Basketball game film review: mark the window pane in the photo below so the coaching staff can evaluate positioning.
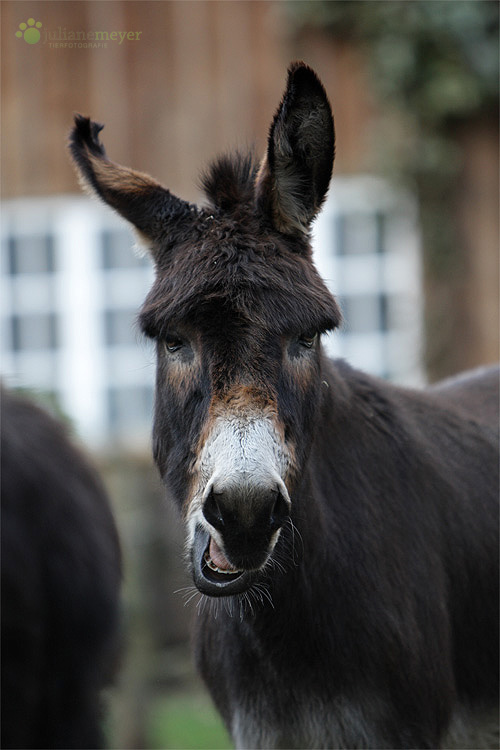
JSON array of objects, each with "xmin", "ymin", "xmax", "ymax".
[
  {"xmin": 8, "ymin": 235, "xmax": 55, "ymax": 274},
  {"xmin": 101, "ymin": 230, "xmax": 146, "ymax": 269},
  {"xmin": 337, "ymin": 213, "xmax": 378, "ymax": 256},
  {"xmin": 11, "ymin": 313, "xmax": 58, "ymax": 351},
  {"xmin": 339, "ymin": 294, "xmax": 388, "ymax": 334},
  {"xmin": 104, "ymin": 309, "xmax": 137, "ymax": 346}
]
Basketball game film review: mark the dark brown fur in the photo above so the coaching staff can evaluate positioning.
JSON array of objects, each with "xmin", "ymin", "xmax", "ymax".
[
  {"xmin": 1, "ymin": 389, "xmax": 122, "ymax": 749},
  {"xmin": 69, "ymin": 62, "xmax": 499, "ymax": 749}
]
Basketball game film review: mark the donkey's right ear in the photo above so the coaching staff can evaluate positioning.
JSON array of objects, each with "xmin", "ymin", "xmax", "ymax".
[{"xmin": 69, "ymin": 115, "xmax": 193, "ymax": 257}]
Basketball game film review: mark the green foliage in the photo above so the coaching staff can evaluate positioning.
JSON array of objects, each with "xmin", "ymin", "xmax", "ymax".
[
  {"xmin": 287, "ymin": 1, "xmax": 498, "ymax": 215},
  {"xmin": 288, "ymin": 0, "xmax": 498, "ymax": 178},
  {"xmin": 147, "ymin": 691, "xmax": 233, "ymax": 750},
  {"xmin": 288, "ymin": 1, "xmax": 498, "ymax": 129}
]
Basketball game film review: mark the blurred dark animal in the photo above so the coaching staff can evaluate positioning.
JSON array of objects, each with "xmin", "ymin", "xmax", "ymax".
[
  {"xmin": 69, "ymin": 62, "xmax": 499, "ymax": 749},
  {"xmin": 1, "ymin": 389, "xmax": 122, "ymax": 749}
]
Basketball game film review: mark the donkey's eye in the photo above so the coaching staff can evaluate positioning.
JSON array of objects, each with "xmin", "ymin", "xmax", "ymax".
[
  {"xmin": 298, "ymin": 332, "xmax": 318, "ymax": 349},
  {"xmin": 164, "ymin": 336, "xmax": 184, "ymax": 354}
]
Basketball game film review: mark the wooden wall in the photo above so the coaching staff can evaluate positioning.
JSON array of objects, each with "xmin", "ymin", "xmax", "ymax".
[{"xmin": 1, "ymin": 0, "xmax": 373, "ymax": 201}]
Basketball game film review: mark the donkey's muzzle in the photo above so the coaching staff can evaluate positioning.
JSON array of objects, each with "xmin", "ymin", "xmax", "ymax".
[
  {"xmin": 192, "ymin": 484, "xmax": 290, "ymax": 597},
  {"xmin": 203, "ymin": 485, "xmax": 290, "ymax": 570},
  {"xmin": 191, "ymin": 413, "xmax": 292, "ymax": 595}
]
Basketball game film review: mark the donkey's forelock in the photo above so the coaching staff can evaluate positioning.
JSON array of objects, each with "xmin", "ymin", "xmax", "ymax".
[
  {"xmin": 138, "ymin": 222, "xmax": 341, "ymax": 341},
  {"xmin": 201, "ymin": 152, "xmax": 259, "ymax": 213}
]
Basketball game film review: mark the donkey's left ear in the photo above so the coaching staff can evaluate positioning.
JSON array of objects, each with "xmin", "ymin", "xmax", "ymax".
[
  {"xmin": 69, "ymin": 115, "xmax": 194, "ymax": 255},
  {"xmin": 255, "ymin": 62, "xmax": 335, "ymax": 236}
]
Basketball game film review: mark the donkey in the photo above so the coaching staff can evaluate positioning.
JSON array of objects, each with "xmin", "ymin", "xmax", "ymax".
[
  {"xmin": 70, "ymin": 62, "xmax": 499, "ymax": 749},
  {"xmin": 1, "ymin": 388, "xmax": 122, "ymax": 749}
]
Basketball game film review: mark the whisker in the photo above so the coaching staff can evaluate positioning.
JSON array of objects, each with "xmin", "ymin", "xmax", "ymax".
[
  {"xmin": 174, "ymin": 585, "xmax": 203, "ymax": 608},
  {"xmin": 267, "ymin": 556, "xmax": 287, "ymax": 575},
  {"xmin": 285, "ymin": 516, "xmax": 304, "ymax": 566},
  {"xmin": 254, "ymin": 582, "xmax": 274, "ymax": 609},
  {"xmin": 241, "ymin": 591, "xmax": 254, "ymax": 619},
  {"xmin": 184, "ymin": 590, "xmax": 201, "ymax": 607}
]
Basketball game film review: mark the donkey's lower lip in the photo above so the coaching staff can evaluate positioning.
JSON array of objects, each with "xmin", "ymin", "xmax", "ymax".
[{"xmin": 192, "ymin": 526, "xmax": 252, "ymax": 597}]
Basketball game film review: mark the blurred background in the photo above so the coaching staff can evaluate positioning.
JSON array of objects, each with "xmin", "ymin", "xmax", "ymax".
[{"xmin": 1, "ymin": 1, "xmax": 498, "ymax": 748}]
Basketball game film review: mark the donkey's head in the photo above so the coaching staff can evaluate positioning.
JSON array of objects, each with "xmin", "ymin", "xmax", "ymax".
[{"xmin": 70, "ymin": 62, "xmax": 340, "ymax": 597}]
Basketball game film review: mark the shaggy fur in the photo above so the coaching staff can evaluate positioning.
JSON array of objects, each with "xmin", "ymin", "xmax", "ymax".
[
  {"xmin": 1, "ymin": 389, "xmax": 122, "ymax": 749},
  {"xmin": 69, "ymin": 61, "xmax": 499, "ymax": 749}
]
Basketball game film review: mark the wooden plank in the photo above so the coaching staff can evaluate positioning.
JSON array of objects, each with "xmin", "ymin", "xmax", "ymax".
[
  {"xmin": 122, "ymin": 2, "xmax": 177, "ymax": 190},
  {"xmin": 169, "ymin": 0, "xmax": 215, "ymax": 199}
]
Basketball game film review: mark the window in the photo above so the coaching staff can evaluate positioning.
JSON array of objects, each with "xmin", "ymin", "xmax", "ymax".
[
  {"xmin": 313, "ymin": 176, "xmax": 424, "ymax": 385},
  {"xmin": 1, "ymin": 197, "xmax": 155, "ymax": 447}
]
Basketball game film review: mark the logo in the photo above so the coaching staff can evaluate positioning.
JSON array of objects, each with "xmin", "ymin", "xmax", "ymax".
[
  {"xmin": 15, "ymin": 18, "xmax": 42, "ymax": 44},
  {"xmin": 14, "ymin": 18, "xmax": 142, "ymax": 49}
]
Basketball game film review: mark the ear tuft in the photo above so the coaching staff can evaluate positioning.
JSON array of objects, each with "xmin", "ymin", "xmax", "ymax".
[
  {"xmin": 68, "ymin": 114, "xmax": 195, "ymax": 258},
  {"xmin": 69, "ymin": 115, "xmax": 109, "ymax": 198},
  {"xmin": 70, "ymin": 114, "xmax": 106, "ymax": 159}
]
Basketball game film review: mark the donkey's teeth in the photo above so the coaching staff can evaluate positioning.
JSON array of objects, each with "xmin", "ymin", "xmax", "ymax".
[
  {"xmin": 206, "ymin": 538, "xmax": 242, "ymax": 574},
  {"xmin": 205, "ymin": 552, "xmax": 241, "ymax": 575}
]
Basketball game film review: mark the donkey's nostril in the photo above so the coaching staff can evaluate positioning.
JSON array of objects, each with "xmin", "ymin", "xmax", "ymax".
[
  {"xmin": 203, "ymin": 483, "xmax": 290, "ymax": 539},
  {"xmin": 270, "ymin": 491, "xmax": 290, "ymax": 532},
  {"xmin": 203, "ymin": 488, "xmax": 224, "ymax": 531}
]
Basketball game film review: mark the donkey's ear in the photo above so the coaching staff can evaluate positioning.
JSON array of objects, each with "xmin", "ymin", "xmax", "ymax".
[
  {"xmin": 255, "ymin": 62, "xmax": 335, "ymax": 236},
  {"xmin": 69, "ymin": 115, "xmax": 193, "ymax": 256}
]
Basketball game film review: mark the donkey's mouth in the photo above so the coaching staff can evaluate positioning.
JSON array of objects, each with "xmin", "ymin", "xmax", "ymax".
[
  {"xmin": 205, "ymin": 537, "xmax": 243, "ymax": 578},
  {"xmin": 192, "ymin": 526, "xmax": 252, "ymax": 597}
]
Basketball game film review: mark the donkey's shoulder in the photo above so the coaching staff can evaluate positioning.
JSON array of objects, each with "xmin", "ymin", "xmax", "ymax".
[
  {"xmin": 325, "ymin": 357, "xmax": 499, "ymax": 426},
  {"xmin": 322, "ymin": 358, "xmax": 499, "ymax": 456},
  {"xmin": 426, "ymin": 364, "xmax": 499, "ymax": 429}
]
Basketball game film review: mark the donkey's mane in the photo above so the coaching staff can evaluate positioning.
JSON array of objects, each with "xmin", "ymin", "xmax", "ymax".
[{"xmin": 201, "ymin": 152, "xmax": 258, "ymax": 212}]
